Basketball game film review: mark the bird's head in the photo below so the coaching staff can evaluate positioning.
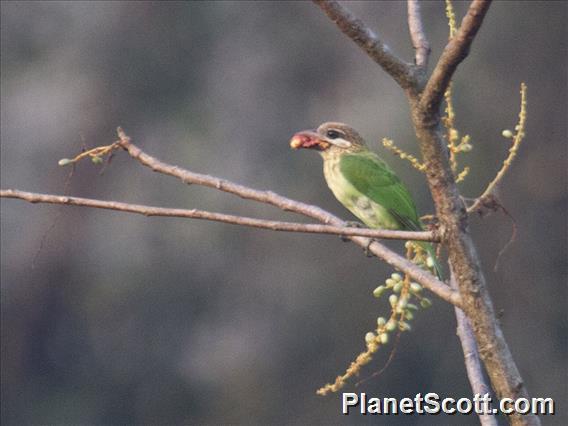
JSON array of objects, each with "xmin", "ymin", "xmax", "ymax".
[{"xmin": 289, "ymin": 122, "xmax": 366, "ymax": 156}]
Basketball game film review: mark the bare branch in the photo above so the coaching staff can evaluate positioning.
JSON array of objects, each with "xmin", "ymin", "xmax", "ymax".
[
  {"xmin": 0, "ymin": 189, "xmax": 437, "ymax": 242},
  {"xmin": 1, "ymin": 129, "xmax": 460, "ymax": 307},
  {"xmin": 413, "ymin": 109, "xmax": 538, "ymax": 425},
  {"xmin": 450, "ymin": 269, "xmax": 497, "ymax": 426},
  {"xmin": 407, "ymin": 0, "xmax": 431, "ymax": 68},
  {"xmin": 113, "ymin": 130, "xmax": 461, "ymax": 307},
  {"xmin": 420, "ymin": 0, "xmax": 491, "ymax": 113},
  {"xmin": 312, "ymin": 0, "xmax": 417, "ymax": 89},
  {"xmin": 400, "ymin": 2, "xmax": 538, "ymax": 422}
]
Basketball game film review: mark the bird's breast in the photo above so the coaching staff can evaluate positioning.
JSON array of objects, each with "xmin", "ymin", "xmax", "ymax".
[
  {"xmin": 323, "ymin": 156, "xmax": 353, "ymax": 206},
  {"xmin": 323, "ymin": 156, "xmax": 399, "ymax": 229}
]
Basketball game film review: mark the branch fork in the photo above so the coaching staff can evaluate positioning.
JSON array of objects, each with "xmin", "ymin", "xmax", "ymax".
[{"xmin": 312, "ymin": 1, "xmax": 538, "ymax": 425}]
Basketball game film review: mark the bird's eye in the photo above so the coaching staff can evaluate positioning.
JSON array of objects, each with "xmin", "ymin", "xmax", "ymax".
[{"xmin": 326, "ymin": 130, "xmax": 342, "ymax": 139}]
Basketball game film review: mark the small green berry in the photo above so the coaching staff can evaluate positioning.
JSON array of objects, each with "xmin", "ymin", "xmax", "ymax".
[
  {"xmin": 377, "ymin": 317, "xmax": 386, "ymax": 327},
  {"xmin": 373, "ymin": 285, "xmax": 386, "ymax": 298},
  {"xmin": 386, "ymin": 319, "xmax": 397, "ymax": 332},
  {"xmin": 393, "ymin": 282, "xmax": 403, "ymax": 293},
  {"xmin": 391, "ymin": 273, "xmax": 402, "ymax": 282},
  {"xmin": 389, "ymin": 294, "xmax": 398, "ymax": 308},
  {"xmin": 502, "ymin": 129, "xmax": 514, "ymax": 138},
  {"xmin": 365, "ymin": 332, "xmax": 376, "ymax": 344},
  {"xmin": 410, "ymin": 282, "xmax": 423, "ymax": 294},
  {"xmin": 420, "ymin": 298, "xmax": 432, "ymax": 308},
  {"xmin": 58, "ymin": 158, "xmax": 73, "ymax": 166},
  {"xmin": 379, "ymin": 333, "xmax": 389, "ymax": 344},
  {"xmin": 385, "ymin": 278, "xmax": 396, "ymax": 287},
  {"xmin": 406, "ymin": 303, "xmax": 419, "ymax": 311}
]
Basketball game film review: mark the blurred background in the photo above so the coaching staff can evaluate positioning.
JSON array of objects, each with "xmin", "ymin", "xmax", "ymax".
[{"xmin": 1, "ymin": 1, "xmax": 566, "ymax": 424}]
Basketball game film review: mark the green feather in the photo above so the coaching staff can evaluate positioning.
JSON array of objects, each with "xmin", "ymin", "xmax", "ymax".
[
  {"xmin": 339, "ymin": 152, "xmax": 421, "ymax": 230},
  {"xmin": 333, "ymin": 151, "xmax": 443, "ymax": 279}
]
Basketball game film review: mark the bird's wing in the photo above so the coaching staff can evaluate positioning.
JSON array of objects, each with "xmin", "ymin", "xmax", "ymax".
[{"xmin": 339, "ymin": 152, "xmax": 422, "ymax": 231}]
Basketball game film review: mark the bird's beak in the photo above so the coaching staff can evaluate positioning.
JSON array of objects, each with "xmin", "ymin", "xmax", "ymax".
[{"xmin": 289, "ymin": 130, "xmax": 331, "ymax": 151}]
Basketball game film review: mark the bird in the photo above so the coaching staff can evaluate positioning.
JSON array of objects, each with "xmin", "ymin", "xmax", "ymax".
[{"xmin": 290, "ymin": 121, "xmax": 442, "ymax": 279}]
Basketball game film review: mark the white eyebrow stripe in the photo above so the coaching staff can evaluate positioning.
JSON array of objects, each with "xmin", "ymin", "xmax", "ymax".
[{"xmin": 328, "ymin": 137, "xmax": 352, "ymax": 148}]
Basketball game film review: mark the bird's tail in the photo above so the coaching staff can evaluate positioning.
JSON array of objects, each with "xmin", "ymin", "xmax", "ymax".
[{"xmin": 417, "ymin": 241, "xmax": 443, "ymax": 280}]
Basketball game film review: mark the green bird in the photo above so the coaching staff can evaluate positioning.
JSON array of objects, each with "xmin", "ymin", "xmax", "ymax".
[{"xmin": 290, "ymin": 122, "xmax": 442, "ymax": 278}]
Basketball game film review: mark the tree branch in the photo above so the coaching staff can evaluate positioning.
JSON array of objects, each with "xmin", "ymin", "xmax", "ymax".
[
  {"xmin": 450, "ymin": 268, "xmax": 497, "ymax": 426},
  {"xmin": 1, "ymin": 128, "xmax": 460, "ymax": 308},
  {"xmin": 311, "ymin": 0, "xmax": 538, "ymax": 423},
  {"xmin": 312, "ymin": 0, "xmax": 417, "ymax": 89},
  {"xmin": 412, "ymin": 90, "xmax": 538, "ymax": 426},
  {"xmin": 468, "ymin": 83, "xmax": 527, "ymax": 214},
  {"xmin": 113, "ymin": 130, "xmax": 460, "ymax": 307},
  {"xmin": 407, "ymin": 4, "xmax": 497, "ymax": 422},
  {"xmin": 407, "ymin": 0, "xmax": 431, "ymax": 69},
  {"xmin": 0, "ymin": 189, "xmax": 437, "ymax": 242},
  {"xmin": 420, "ymin": 0, "xmax": 492, "ymax": 114},
  {"xmin": 404, "ymin": 1, "xmax": 538, "ymax": 422}
]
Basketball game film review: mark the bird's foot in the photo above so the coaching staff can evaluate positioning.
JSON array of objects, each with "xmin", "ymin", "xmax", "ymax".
[
  {"xmin": 345, "ymin": 221, "xmax": 364, "ymax": 228},
  {"xmin": 340, "ymin": 221, "xmax": 365, "ymax": 242},
  {"xmin": 364, "ymin": 239, "xmax": 376, "ymax": 257}
]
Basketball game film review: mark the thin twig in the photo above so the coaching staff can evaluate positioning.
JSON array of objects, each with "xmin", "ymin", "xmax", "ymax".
[
  {"xmin": 31, "ymin": 163, "xmax": 76, "ymax": 268},
  {"xmin": 450, "ymin": 268, "xmax": 497, "ymax": 426},
  {"xmin": 312, "ymin": 0, "xmax": 416, "ymax": 89},
  {"xmin": 407, "ymin": 0, "xmax": 431, "ymax": 69},
  {"xmin": 468, "ymin": 83, "xmax": 527, "ymax": 214},
  {"xmin": 354, "ymin": 329, "xmax": 402, "ymax": 388},
  {"xmin": 0, "ymin": 189, "xmax": 437, "ymax": 242},
  {"xmin": 382, "ymin": 138, "xmax": 426, "ymax": 172},
  {"xmin": 420, "ymin": 0, "xmax": 492, "ymax": 114}
]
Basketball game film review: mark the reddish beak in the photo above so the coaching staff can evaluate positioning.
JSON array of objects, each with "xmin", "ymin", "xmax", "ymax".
[{"xmin": 289, "ymin": 130, "xmax": 329, "ymax": 150}]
